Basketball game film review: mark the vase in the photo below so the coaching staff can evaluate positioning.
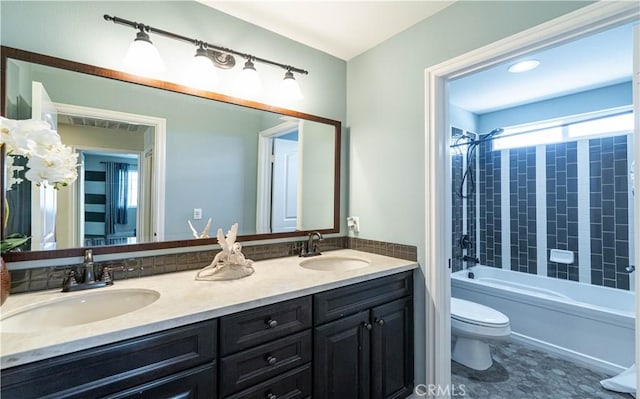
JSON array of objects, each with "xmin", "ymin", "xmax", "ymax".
[{"xmin": 1, "ymin": 255, "xmax": 9, "ymax": 305}]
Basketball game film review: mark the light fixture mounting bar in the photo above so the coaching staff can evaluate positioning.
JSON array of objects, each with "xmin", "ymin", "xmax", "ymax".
[{"xmin": 103, "ymin": 14, "xmax": 308, "ymax": 75}]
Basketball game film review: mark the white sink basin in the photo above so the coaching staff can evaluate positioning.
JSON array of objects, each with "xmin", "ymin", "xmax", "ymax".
[
  {"xmin": 0, "ymin": 288, "xmax": 160, "ymax": 333},
  {"xmin": 299, "ymin": 256, "xmax": 370, "ymax": 271}
]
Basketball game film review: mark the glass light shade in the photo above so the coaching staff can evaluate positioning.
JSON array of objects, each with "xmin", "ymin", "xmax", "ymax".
[
  {"xmin": 507, "ymin": 59, "xmax": 540, "ymax": 73},
  {"xmin": 184, "ymin": 48, "xmax": 219, "ymax": 90},
  {"xmin": 237, "ymin": 60, "xmax": 261, "ymax": 97},
  {"xmin": 280, "ymin": 71, "xmax": 303, "ymax": 101},
  {"xmin": 123, "ymin": 31, "xmax": 164, "ymax": 76}
]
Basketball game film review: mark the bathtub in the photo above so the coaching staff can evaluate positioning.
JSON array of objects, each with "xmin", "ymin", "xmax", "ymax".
[{"xmin": 451, "ymin": 265, "xmax": 636, "ymax": 374}]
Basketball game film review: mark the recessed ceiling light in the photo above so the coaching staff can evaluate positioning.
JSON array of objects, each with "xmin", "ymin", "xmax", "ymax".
[{"xmin": 508, "ymin": 59, "xmax": 540, "ymax": 73}]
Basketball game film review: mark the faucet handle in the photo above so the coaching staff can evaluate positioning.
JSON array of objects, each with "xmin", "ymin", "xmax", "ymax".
[
  {"xmin": 100, "ymin": 265, "xmax": 114, "ymax": 284},
  {"xmin": 101, "ymin": 264, "xmax": 137, "ymax": 282},
  {"xmin": 62, "ymin": 270, "xmax": 79, "ymax": 291}
]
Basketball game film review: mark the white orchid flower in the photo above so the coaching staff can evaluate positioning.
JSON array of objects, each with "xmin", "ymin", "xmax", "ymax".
[{"xmin": 1, "ymin": 117, "xmax": 78, "ymax": 190}]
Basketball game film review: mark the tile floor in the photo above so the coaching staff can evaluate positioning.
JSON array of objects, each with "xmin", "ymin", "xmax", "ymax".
[{"xmin": 451, "ymin": 340, "xmax": 635, "ymax": 399}]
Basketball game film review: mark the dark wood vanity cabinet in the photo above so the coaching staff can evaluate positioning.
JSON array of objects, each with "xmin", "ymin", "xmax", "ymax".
[
  {"xmin": 313, "ymin": 272, "xmax": 414, "ymax": 399},
  {"xmin": 219, "ymin": 296, "xmax": 312, "ymax": 398},
  {"xmin": 1, "ymin": 270, "xmax": 414, "ymax": 399},
  {"xmin": 0, "ymin": 319, "xmax": 217, "ymax": 399}
]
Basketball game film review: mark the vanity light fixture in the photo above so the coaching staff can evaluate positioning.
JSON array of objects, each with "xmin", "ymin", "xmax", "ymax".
[
  {"xmin": 123, "ymin": 27, "xmax": 164, "ymax": 76},
  {"xmin": 104, "ymin": 14, "xmax": 308, "ymax": 100},
  {"xmin": 281, "ymin": 69, "xmax": 304, "ymax": 101},
  {"xmin": 237, "ymin": 58, "xmax": 261, "ymax": 97},
  {"xmin": 185, "ymin": 44, "xmax": 219, "ymax": 90},
  {"xmin": 507, "ymin": 59, "xmax": 540, "ymax": 73}
]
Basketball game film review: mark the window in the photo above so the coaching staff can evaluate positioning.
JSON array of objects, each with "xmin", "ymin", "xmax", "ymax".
[
  {"xmin": 492, "ymin": 108, "xmax": 633, "ymax": 150},
  {"xmin": 567, "ymin": 112, "xmax": 633, "ymax": 138},
  {"xmin": 493, "ymin": 127, "xmax": 562, "ymax": 150}
]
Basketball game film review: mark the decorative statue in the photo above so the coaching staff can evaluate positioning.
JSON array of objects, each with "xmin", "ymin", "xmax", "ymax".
[
  {"xmin": 195, "ymin": 223, "xmax": 255, "ymax": 281},
  {"xmin": 188, "ymin": 218, "xmax": 212, "ymax": 239}
]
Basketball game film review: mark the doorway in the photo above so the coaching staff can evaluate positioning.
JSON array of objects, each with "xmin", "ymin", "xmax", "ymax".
[
  {"xmin": 54, "ymin": 103, "xmax": 166, "ymax": 247},
  {"xmin": 424, "ymin": 1, "xmax": 640, "ymax": 393},
  {"xmin": 256, "ymin": 120, "xmax": 301, "ymax": 233}
]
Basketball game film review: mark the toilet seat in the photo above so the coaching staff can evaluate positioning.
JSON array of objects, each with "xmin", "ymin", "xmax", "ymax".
[
  {"xmin": 451, "ymin": 297, "xmax": 509, "ymax": 328},
  {"xmin": 450, "ymin": 297, "xmax": 511, "ymax": 370}
]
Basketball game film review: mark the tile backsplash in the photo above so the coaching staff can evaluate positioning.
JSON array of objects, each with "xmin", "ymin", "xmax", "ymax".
[{"xmin": 8, "ymin": 236, "xmax": 417, "ymax": 294}]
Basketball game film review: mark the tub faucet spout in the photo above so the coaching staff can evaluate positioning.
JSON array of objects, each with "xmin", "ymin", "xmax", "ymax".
[
  {"xmin": 462, "ymin": 255, "xmax": 480, "ymax": 264},
  {"xmin": 625, "ymin": 265, "xmax": 635, "ymax": 273}
]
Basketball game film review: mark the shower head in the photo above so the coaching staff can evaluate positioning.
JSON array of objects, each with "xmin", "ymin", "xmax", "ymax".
[{"xmin": 488, "ymin": 128, "xmax": 504, "ymax": 136}]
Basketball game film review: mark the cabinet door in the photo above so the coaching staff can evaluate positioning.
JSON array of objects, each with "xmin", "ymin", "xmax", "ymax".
[
  {"xmin": 313, "ymin": 310, "xmax": 370, "ymax": 399},
  {"xmin": 220, "ymin": 296, "xmax": 311, "ymax": 356},
  {"xmin": 1, "ymin": 320, "xmax": 217, "ymax": 399},
  {"xmin": 105, "ymin": 363, "xmax": 216, "ymax": 399},
  {"xmin": 220, "ymin": 330, "xmax": 311, "ymax": 396},
  {"xmin": 371, "ymin": 297, "xmax": 413, "ymax": 399},
  {"xmin": 225, "ymin": 364, "xmax": 311, "ymax": 399}
]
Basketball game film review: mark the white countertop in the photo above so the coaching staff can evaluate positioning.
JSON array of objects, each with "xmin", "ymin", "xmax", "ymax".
[{"xmin": 0, "ymin": 249, "xmax": 417, "ymax": 369}]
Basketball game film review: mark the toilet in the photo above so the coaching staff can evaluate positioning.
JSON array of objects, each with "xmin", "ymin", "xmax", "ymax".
[{"xmin": 451, "ymin": 297, "xmax": 511, "ymax": 370}]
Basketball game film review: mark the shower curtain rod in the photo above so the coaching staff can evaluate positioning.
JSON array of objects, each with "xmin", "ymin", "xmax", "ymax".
[{"xmin": 449, "ymin": 109, "xmax": 632, "ymax": 149}]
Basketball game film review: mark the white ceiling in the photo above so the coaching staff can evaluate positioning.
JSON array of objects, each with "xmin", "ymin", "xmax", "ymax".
[
  {"xmin": 449, "ymin": 22, "xmax": 635, "ymax": 114},
  {"xmin": 199, "ymin": 1, "xmax": 455, "ymax": 60},
  {"xmin": 199, "ymin": 2, "xmax": 633, "ymax": 115}
]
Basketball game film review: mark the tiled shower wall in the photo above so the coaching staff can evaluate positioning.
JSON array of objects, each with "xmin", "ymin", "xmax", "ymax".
[
  {"xmin": 451, "ymin": 128, "xmax": 477, "ymax": 273},
  {"xmin": 589, "ymin": 136, "xmax": 631, "ymax": 289},
  {"xmin": 509, "ymin": 147, "xmax": 537, "ymax": 275},
  {"xmin": 546, "ymin": 142, "xmax": 580, "ymax": 281},
  {"xmin": 479, "ymin": 141, "xmax": 502, "ymax": 268},
  {"xmin": 459, "ymin": 132, "xmax": 633, "ymax": 290}
]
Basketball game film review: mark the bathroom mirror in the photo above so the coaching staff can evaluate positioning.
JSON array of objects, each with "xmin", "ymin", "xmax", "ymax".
[{"xmin": 1, "ymin": 46, "xmax": 341, "ymax": 262}]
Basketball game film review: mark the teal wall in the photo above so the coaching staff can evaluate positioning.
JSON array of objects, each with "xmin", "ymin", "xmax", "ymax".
[
  {"xmin": 0, "ymin": 0, "xmax": 348, "ymax": 235},
  {"xmin": 346, "ymin": 0, "xmax": 593, "ymax": 383},
  {"xmin": 478, "ymin": 81, "xmax": 633, "ymax": 132}
]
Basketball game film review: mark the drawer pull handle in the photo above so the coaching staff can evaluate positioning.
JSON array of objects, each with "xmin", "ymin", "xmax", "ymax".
[
  {"xmin": 362, "ymin": 322, "xmax": 372, "ymax": 330},
  {"xmin": 266, "ymin": 355, "xmax": 277, "ymax": 365},
  {"xmin": 266, "ymin": 319, "xmax": 278, "ymax": 328},
  {"xmin": 376, "ymin": 318, "xmax": 385, "ymax": 326},
  {"xmin": 266, "ymin": 393, "xmax": 277, "ymax": 399}
]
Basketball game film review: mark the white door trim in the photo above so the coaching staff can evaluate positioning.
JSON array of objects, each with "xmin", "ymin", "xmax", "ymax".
[
  {"xmin": 256, "ymin": 121, "xmax": 299, "ymax": 233},
  {"xmin": 54, "ymin": 102, "xmax": 167, "ymax": 242},
  {"xmin": 424, "ymin": 2, "xmax": 640, "ymax": 395},
  {"xmin": 632, "ymin": 22, "xmax": 640, "ymax": 381}
]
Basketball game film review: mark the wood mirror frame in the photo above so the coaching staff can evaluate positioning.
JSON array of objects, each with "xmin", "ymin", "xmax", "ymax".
[{"xmin": 0, "ymin": 46, "xmax": 341, "ymax": 262}]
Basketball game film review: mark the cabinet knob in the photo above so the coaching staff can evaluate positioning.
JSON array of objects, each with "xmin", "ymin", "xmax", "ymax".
[
  {"xmin": 266, "ymin": 393, "xmax": 277, "ymax": 399},
  {"xmin": 266, "ymin": 355, "xmax": 277, "ymax": 365},
  {"xmin": 266, "ymin": 318, "xmax": 278, "ymax": 328},
  {"xmin": 375, "ymin": 318, "xmax": 385, "ymax": 326},
  {"xmin": 362, "ymin": 322, "xmax": 372, "ymax": 330}
]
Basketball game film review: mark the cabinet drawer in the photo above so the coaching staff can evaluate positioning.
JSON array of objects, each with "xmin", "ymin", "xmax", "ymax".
[
  {"xmin": 1, "ymin": 319, "xmax": 217, "ymax": 399},
  {"xmin": 314, "ymin": 271, "xmax": 413, "ymax": 324},
  {"xmin": 225, "ymin": 364, "xmax": 311, "ymax": 399},
  {"xmin": 105, "ymin": 363, "xmax": 216, "ymax": 399},
  {"xmin": 220, "ymin": 296, "xmax": 311, "ymax": 355},
  {"xmin": 221, "ymin": 330, "xmax": 312, "ymax": 396}
]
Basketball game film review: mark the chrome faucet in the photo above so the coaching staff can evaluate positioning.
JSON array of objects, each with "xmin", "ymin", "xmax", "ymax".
[
  {"xmin": 625, "ymin": 265, "xmax": 635, "ymax": 273},
  {"xmin": 62, "ymin": 249, "xmax": 114, "ymax": 292},
  {"xmin": 300, "ymin": 231, "xmax": 323, "ymax": 257}
]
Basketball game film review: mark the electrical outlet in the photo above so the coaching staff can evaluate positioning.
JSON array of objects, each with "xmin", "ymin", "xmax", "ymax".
[
  {"xmin": 193, "ymin": 208, "xmax": 202, "ymax": 220},
  {"xmin": 347, "ymin": 216, "xmax": 360, "ymax": 233}
]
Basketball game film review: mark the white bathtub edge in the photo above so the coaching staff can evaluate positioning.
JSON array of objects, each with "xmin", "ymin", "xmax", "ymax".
[{"xmin": 510, "ymin": 332, "xmax": 627, "ymax": 376}]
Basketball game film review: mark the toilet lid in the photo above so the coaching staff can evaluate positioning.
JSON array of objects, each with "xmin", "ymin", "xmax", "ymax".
[{"xmin": 451, "ymin": 297, "xmax": 509, "ymax": 327}]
